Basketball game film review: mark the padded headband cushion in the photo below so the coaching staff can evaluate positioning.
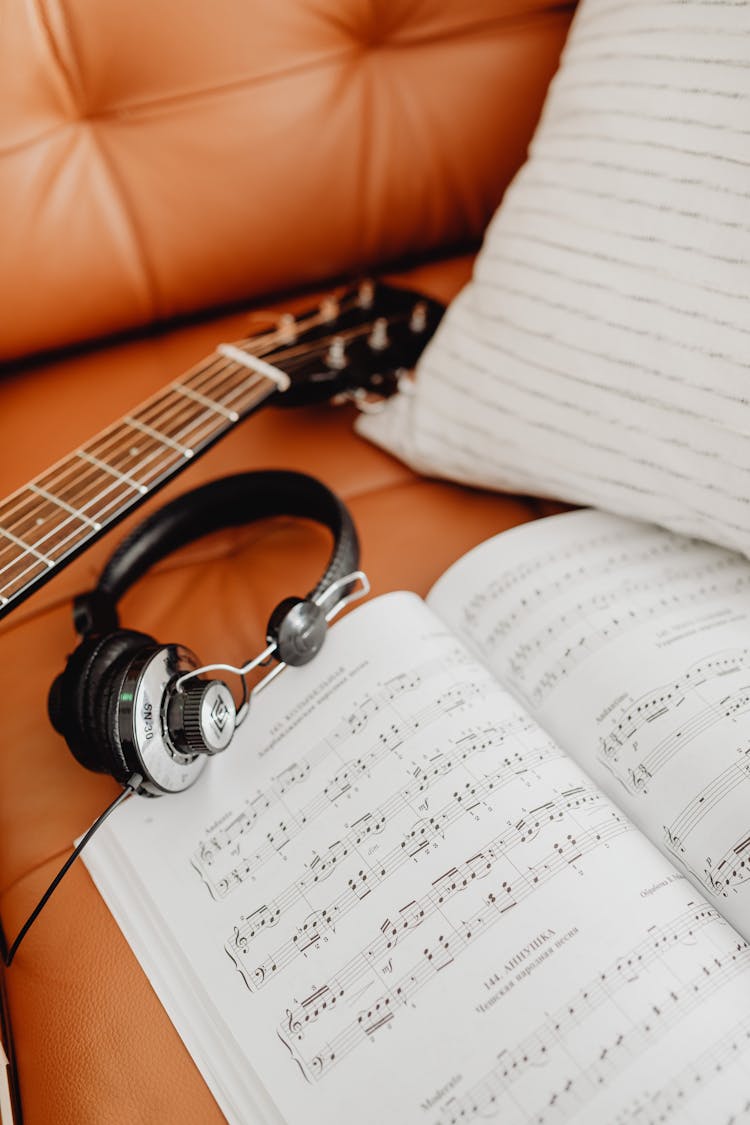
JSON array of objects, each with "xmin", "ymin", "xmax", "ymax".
[{"xmin": 75, "ymin": 470, "xmax": 359, "ymax": 634}]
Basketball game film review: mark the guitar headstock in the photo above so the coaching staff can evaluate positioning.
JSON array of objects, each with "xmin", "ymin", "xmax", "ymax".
[{"xmin": 241, "ymin": 280, "xmax": 444, "ymax": 409}]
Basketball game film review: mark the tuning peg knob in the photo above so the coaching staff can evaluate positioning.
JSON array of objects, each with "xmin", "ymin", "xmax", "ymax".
[
  {"xmin": 369, "ymin": 318, "xmax": 390, "ymax": 352},
  {"xmin": 326, "ymin": 336, "xmax": 347, "ymax": 370},
  {"xmin": 277, "ymin": 313, "xmax": 297, "ymax": 344},
  {"xmin": 357, "ymin": 279, "xmax": 375, "ymax": 309},
  {"xmin": 410, "ymin": 301, "xmax": 428, "ymax": 333},
  {"xmin": 320, "ymin": 296, "xmax": 339, "ymax": 322}
]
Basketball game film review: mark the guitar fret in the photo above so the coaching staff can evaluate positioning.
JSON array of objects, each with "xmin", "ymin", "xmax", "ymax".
[
  {"xmin": 36, "ymin": 461, "xmax": 133, "ymax": 529},
  {"xmin": 124, "ymin": 416, "xmax": 195, "ymax": 459},
  {"xmin": 0, "ymin": 554, "xmax": 48, "ymax": 600},
  {"xmin": 88, "ymin": 417, "xmax": 179, "ymax": 480},
  {"xmin": 185, "ymin": 362, "xmax": 276, "ymax": 423},
  {"xmin": 0, "ymin": 525, "xmax": 54, "ymax": 567},
  {"xmin": 28, "ymin": 484, "xmax": 103, "ymax": 531},
  {"xmin": 76, "ymin": 451, "xmax": 148, "ymax": 494},
  {"xmin": 132, "ymin": 393, "xmax": 226, "ymax": 455},
  {"xmin": 218, "ymin": 375, "xmax": 272, "ymax": 414},
  {"xmin": 186, "ymin": 362, "xmax": 255, "ymax": 404},
  {"xmin": 174, "ymin": 383, "xmax": 240, "ymax": 421}
]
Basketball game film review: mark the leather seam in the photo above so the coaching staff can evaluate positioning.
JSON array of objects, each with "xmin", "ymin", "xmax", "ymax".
[
  {"xmin": 86, "ymin": 124, "xmax": 162, "ymax": 316},
  {"xmin": 8, "ymin": 3, "xmax": 576, "ymax": 136},
  {"xmin": 33, "ymin": 0, "xmax": 84, "ymax": 114},
  {"xmin": 0, "ymin": 43, "xmax": 356, "ymax": 156},
  {"xmin": 0, "ymin": 122, "xmax": 70, "ymax": 159},
  {"xmin": 375, "ymin": 3, "xmax": 576, "ymax": 53}
]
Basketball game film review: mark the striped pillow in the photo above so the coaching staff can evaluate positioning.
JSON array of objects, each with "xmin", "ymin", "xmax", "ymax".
[{"xmin": 358, "ymin": 0, "xmax": 750, "ymax": 557}]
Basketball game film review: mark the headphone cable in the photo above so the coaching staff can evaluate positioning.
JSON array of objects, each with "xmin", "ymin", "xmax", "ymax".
[{"xmin": 3, "ymin": 773, "xmax": 142, "ymax": 968}]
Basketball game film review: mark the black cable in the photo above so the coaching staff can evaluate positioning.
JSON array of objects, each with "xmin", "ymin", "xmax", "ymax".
[{"xmin": 4, "ymin": 773, "xmax": 142, "ymax": 968}]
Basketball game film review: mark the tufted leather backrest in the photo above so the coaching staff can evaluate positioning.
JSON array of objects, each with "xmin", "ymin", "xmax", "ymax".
[{"xmin": 0, "ymin": 0, "xmax": 574, "ymax": 362}]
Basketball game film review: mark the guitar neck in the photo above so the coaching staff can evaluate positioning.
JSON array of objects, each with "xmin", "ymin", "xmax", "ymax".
[
  {"xmin": 0, "ymin": 280, "xmax": 445, "ymax": 624},
  {"xmin": 0, "ymin": 349, "xmax": 279, "ymax": 622}
]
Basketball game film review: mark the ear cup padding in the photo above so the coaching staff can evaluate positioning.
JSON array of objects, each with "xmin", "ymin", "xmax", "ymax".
[
  {"xmin": 50, "ymin": 630, "xmax": 156, "ymax": 776},
  {"xmin": 94, "ymin": 636, "xmax": 159, "ymax": 784}
]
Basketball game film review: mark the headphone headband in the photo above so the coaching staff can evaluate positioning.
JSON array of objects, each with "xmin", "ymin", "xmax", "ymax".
[
  {"xmin": 74, "ymin": 470, "xmax": 359, "ymax": 637},
  {"xmin": 50, "ymin": 470, "xmax": 361, "ymax": 796}
]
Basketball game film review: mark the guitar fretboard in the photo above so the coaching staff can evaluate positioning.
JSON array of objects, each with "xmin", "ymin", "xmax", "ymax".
[{"xmin": 0, "ymin": 347, "xmax": 278, "ymax": 618}]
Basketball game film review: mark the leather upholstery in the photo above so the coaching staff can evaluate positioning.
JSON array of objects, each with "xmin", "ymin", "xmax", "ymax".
[
  {"xmin": 0, "ymin": 0, "xmax": 573, "ymax": 361},
  {"xmin": 0, "ymin": 2, "xmax": 575, "ymax": 1121}
]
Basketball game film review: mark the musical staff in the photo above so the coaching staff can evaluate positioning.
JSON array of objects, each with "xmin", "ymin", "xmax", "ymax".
[
  {"xmin": 598, "ymin": 649, "xmax": 750, "ymax": 795},
  {"xmin": 704, "ymin": 830, "xmax": 750, "ymax": 898},
  {"xmin": 451, "ymin": 519, "xmax": 750, "ymax": 709},
  {"xmin": 276, "ymin": 788, "xmax": 628, "ymax": 1082},
  {"xmin": 608, "ymin": 1013, "xmax": 750, "ymax": 1125},
  {"xmin": 432, "ymin": 906, "xmax": 748, "ymax": 1125},
  {"xmin": 224, "ymin": 757, "xmax": 574, "ymax": 990},
  {"xmin": 190, "ymin": 652, "xmax": 496, "ymax": 898},
  {"xmin": 665, "ymin": 760, "xmax": 750, "ymax": 857}
]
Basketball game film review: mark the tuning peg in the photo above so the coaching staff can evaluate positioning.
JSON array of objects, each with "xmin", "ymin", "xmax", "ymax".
[
  {"xmin": 320, "ymin": 296, "xmax": 339, "ymax": 323},
  {"xmin": 409, "ymin": 301, "xmax": 428, "ymax": 333},
  {"xmin": 368, "ymin": 317, "xmax": 390, "ymax": 352},
  {"xmin": 357, "ymin": 279, "xmax": 375, "ymax": 309},
  {"xmin": 277, "ymin": 313, "xmax": 297, "ymax": 344},
  {"xmin": 326, "ymin": 336, "xmax": 347, "ymax": 370}
]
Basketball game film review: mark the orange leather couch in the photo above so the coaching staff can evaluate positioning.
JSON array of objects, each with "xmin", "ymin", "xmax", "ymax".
[{"xmin": 0, "ymin": 3, "xmax": 574, "ymax": 1121}]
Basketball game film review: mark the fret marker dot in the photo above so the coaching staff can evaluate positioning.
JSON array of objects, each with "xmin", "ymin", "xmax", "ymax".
[
  {"xmin": 129, "ymin": 446, "xmax": 139, "ymax": 456},
  {"xmin": 36, "ymin": 517, "xmax": 44, "ymax": 526}
]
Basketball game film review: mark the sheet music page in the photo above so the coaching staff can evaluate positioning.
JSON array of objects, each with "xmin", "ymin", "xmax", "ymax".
[
  {"xmin": 85, "ymin": 589, "xmax": 750, "ymax": 1124},
  {"xmin": 429, "ymin": 509, "xmax": 750, "ymax": 945}
]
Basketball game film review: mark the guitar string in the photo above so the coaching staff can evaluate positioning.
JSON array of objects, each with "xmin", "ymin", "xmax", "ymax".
[
  {"xmin": 0, "ymin": 298, "xmax": 375, "ymax": 545},
  {"xmin": 1, "ymin": 313, "xmax": 385, "ymax": 556},
  {"xmin": 0, "ymin": 313, "xmax": 403, "ymax": 603},
  {"xmin": 0, "ymin": 295, "xmax": 360, "ymax": 533},
  {"xmin": 0, "ymin": 333, "xmax": 319, "ymax": 596},
  {"xmin": 0, "ymin": 312, "xmax": 404, "ymax": 598},
  {"xmin": 6, "ymin": 307, "xmax": 403, "ymax": 555}
]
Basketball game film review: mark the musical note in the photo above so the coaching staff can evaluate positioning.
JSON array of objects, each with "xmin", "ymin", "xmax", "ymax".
[
  {"xmin": 431, "ymin": 907, "xmax": 747, "ymax": 1124},
  {"xmin": 275, "ymin": 795, "xmax": 629, "ymax": 1078},
  {"xmin": 453, "ymin": 520, "xmax": 750, "ymax": 709},
  {"xmin": 224, "ymin": 747, "xmax": 573, "ymax": 991},
  {"xmin": 191, "ymin": 656, "xmax": 506, "ymax": 899},
  {"xmin": 611, "ymin": 1013, "xmax": 750, "ymax": 1125},
  {"xmin": 598, "ymin": 650, "xmax": 750, "ymax": 794}
]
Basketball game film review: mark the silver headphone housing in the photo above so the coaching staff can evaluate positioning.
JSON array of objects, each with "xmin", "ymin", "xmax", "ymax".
[{"xmin": 117, "ymin": 645, "xmax": 210, "ymax": 796}]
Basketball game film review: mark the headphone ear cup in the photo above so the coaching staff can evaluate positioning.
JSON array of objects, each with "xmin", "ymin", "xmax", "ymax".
[
  {"xmin": 49, "ymin": 630, "xmax": 157, "ymax": 778},
  {"xmin": 94, "ymin": 632, "xmax": 161, "ymax": 785}
]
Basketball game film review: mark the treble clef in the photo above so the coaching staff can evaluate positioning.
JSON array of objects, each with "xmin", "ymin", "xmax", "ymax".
[
  {"xmin": 232, "ymin": 925, "xmax": 248, "ymax": 954},
  {"xmin": 285, "ymin": 1006, "xmax": 303, "ymax": 1038}
]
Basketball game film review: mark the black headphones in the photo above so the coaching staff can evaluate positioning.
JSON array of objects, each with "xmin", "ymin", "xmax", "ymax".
[{"xmin": 48, "ymin": 470, "xmax": 360, "ymax": 797}]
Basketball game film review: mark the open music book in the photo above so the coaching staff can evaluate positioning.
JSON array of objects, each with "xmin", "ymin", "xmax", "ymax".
[{"xmin": 83, "ymin": 509, "xmax": 750, "ymax": 1124}]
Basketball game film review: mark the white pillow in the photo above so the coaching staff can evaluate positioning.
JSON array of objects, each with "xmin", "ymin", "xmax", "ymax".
[{"xmin": 358, "ymin": 0, "xmax": 750, "ymax": 556}]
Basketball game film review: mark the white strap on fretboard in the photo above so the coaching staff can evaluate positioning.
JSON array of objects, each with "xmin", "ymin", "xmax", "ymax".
[{"xmin": 216, "ymin": 344, "xmax": 291, "ymax": 393}]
